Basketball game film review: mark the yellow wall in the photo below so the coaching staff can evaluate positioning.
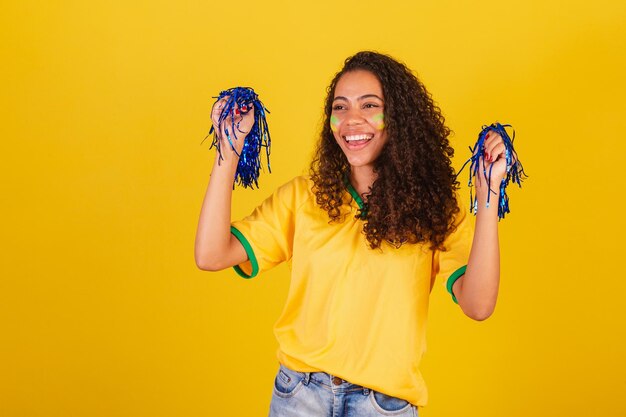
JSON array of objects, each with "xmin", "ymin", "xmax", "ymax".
[{"xmin": 2, "ymin": 1, "xmax": 625, "ymax": 416}]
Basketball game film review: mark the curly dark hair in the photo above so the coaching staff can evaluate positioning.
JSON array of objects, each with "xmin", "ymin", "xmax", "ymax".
[{"xmin": 309, "ymin": 51, "xmax": 460, "ymax": 251}]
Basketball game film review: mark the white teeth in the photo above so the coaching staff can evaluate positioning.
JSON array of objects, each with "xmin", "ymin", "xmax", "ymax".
[{"xmin": 344, "ymin": 134, "xmax": 373, "ymax": 142}]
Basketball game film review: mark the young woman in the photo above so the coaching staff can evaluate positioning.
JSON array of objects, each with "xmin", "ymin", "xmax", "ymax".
[{"xmin": 195, "ymin": 51, "xmax": 505, "ymax": 417}]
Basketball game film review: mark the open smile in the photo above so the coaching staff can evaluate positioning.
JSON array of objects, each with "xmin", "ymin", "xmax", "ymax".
[{"xmin": 342, "ymin": 134, "xmax": 374, "ymax": 149}]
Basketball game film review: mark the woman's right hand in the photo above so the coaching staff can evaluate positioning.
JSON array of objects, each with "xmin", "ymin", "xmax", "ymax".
[
  {"xmin": 211, "ymin": 97, "xmax": 256, "ymax": 161},
  {"xmin": 195, "ymin": 97, "xmax": 252, "ymax": 272}
]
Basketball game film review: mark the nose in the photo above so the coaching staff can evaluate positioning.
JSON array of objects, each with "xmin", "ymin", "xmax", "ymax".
[{"xmin": 346, "ymin": 107, "xmax": 365, "ymax": 126}]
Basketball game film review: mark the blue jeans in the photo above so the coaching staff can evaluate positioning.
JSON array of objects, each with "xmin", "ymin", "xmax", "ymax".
[{"xmin": 268, "ymin": 364, "xmax": 419, "ymax": 417}]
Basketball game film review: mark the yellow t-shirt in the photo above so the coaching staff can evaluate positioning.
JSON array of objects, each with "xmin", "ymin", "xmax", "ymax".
[{"xmin": 231, "ymin": 176, "xmax": 473, "ymax": 407}]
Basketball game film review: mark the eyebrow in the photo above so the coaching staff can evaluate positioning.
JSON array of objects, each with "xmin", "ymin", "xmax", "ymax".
[{"xmin": 333, "ymin": 94, "xmax": 384, "ymax": 102}]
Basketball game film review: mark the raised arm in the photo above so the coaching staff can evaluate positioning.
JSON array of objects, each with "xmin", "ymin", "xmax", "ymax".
[
  {"xmin": 194, "ymin": 100, "xmax": 251, "ymax": 271},
  {"xmin": 452, "ymin": 131, "xmax": 508, "ymax": 320}
]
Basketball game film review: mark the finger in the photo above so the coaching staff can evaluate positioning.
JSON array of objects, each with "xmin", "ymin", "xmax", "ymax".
[
  {"xmin": 479, "ymin": 131, "xmax": 493, "ymax": 160},
  {"xmin": 483, "ymin": 133, "xmax": 503, "ymax": 162},
  {"xmin": 234, "ymin": 102, "xmax": 253, "ymax": 116},
  {"xmin": 483, "ymin": 132, "xmax": 501, "ymax": 149},
  {"xmin": 236, "ymin": 106, "xmax": 256, "ymax": 134},
  {"xmin": 215, "ymin": 103, "xmax": 255, "ymax": 149},
  {"xmin": 486, "ymin": 142, "xmax": 506, "ymax": 161},
  {"xmin": 221, "ymin": 108, "xmax": 242, "ymax": 138},
  {"xmin": 211, "ymin": 98, "xmax": 229, "ymax": 128},
  {"xmin": 222, "ymin": 103, "xmax": 252, "ymax": 132},
  {"xmin": 211, "ymin": 97, "xmax": 228, "ymax": 117}
]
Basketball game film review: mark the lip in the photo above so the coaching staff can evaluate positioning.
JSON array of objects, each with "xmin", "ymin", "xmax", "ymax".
[{"xmin": 342, "ymin": 132, "xmax": 374, "ymax": 150}]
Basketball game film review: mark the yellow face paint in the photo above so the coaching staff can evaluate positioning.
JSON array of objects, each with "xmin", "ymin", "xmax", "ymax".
[
  {"xmin": 372, "ymin": 113, "xmax": 385, "ymax": 130},
  {"xmin": 330, "ymin": 115, "xmax": 340, "ymax": 132}
]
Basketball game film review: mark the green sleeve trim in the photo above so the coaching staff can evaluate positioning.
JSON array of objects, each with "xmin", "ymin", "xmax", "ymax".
[
  {"xmin": 446, "ymin": 265, "xmax": 467, "ymax": 304},
  {"xmin": 230, "ymin": 226, "xmax": 259, "ymax": 279}
]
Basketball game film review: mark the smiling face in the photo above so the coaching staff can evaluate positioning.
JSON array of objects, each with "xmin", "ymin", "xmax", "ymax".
[{"xmin": 331, "ymin": 70, "xmax": 388, "ymax": 171}]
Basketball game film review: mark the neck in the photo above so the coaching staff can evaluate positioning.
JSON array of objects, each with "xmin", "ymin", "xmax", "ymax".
[{"xmin": 349, "ymin": 166, "xmax": 376, "ymax": 197}]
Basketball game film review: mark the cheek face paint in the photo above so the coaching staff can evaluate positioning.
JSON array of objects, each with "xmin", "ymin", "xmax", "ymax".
[
  {"xmin": 330, "ymin": 115, "xmax": 340, "ymax": 132},
  {"xmin": 371, "ymin": 113, "xmax": 385, "ymax": 130}
]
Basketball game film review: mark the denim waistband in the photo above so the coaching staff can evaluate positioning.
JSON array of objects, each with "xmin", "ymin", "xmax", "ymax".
[{"xmin": 280, "ymin": 364, "xmax": 370, "ymax": 395}]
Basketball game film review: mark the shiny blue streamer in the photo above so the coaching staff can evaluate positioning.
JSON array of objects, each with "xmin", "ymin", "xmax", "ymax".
[
  {"xmin": 456, "ymin": 123, "xmax": 527, "ymax": 219},
  {"xmin": 204, "ymin": 87, "xmax": 271, "ymax": 188}
]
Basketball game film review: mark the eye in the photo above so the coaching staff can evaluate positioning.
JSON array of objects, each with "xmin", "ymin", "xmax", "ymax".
[
  {"xmin": 364, "ymin": 103, "xmax": 380, "ymax": 109},
  {"xmin": 332, "ymin": 104, "xmax": 346, "ymax": 111}
]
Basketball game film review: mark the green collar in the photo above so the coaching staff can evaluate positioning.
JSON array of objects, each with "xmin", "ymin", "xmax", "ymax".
[{"xmin": 344, "ymin": 179, "xmax": 365, "ymax": 211}]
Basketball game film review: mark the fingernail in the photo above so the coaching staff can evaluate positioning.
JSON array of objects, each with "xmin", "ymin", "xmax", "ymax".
[{"xmin": 235, "ymin": 108, "xmax": 240, "ymax": 115}]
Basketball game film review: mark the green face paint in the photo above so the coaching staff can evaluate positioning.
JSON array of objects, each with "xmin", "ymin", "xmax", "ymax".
[
  {"xmin": 372, "ymin": 113, "xmax": 385, "ymax": 130},
  {"xmin": 330, "ymin": 115, "xmax": 340, "ymax": 132}
]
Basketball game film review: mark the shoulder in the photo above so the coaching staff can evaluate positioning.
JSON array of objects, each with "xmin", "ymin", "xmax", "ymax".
[
  {"xmin": 285, "ymin": 175, "xmax": 313, "ymax": 187},
  {"xmin": 271, "ymin": 175, "xmax": 314, "ymax": 209},
  {"xmin": 277, "ymin": 175, "xmax": 313, "ymax": 194}
]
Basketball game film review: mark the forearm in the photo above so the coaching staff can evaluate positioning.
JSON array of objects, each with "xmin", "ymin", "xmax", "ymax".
[
  {"xmin": 453, "ymin": 188, "xmax": 500, "ymax": 320},
  {"xmin": 194, "ymin": 155, "xmax": 241, "ymax": 270}
]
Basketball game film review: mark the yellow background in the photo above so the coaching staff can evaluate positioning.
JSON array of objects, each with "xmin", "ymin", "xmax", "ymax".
[{"xmin": 1, "ymin": 0, "xmax": 625, "ymax": 416}]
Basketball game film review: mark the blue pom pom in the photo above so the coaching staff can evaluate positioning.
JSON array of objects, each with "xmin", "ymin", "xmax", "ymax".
[
  {"xmin": 457, "ymin": 123, "xmax": 527, "ymax": 219},
  {"xmin": 205, "ymin": 87, "xmax": 271, "ymax": 188}
]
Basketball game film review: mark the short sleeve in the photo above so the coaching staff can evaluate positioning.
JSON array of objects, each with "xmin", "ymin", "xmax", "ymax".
[
  {"xmin": 230, "ymin": 178, "xmax": 302, "ymax": 278},
  {"xmin": 432, "ymin": 198, "xmax": 475, "ymax": 303}
]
